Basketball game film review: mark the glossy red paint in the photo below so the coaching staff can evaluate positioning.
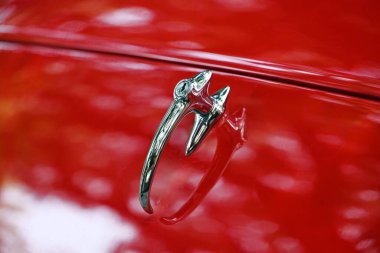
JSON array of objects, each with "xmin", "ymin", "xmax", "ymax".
[
  {"xmin": 1, "ymin": 42, "xmax": 380, "ymax": 253},
  {"xmin": 0, "ymin": 0, "xmax": 380, "ymax": 98}
]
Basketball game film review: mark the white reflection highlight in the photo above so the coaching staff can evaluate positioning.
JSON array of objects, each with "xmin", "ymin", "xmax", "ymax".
[
  {"xmin": 252, "ymin": 64, "xmax": 290, "ymax": 72},
  {"xmin": 247, "ymin": 220, "xmax": 279, "ymax": 235},
  {"xmin": 357, "ymin": 190, "xmax": 379, "ymax": 202},
  {"xmin": 169, "ymin": 40, "xmax": 203, "ymax": 50},
  {"xmin": 338, "ymin": 224, "xmax": 363, "ymax": 241},
  {"xmin": 149, "ymin": 97, "xmax": 172, "ymax": 109},
  {"xmin": 174, "ymin": 50, "xmax": 253, "ymax": 65},
  {"xmin": 349, "ymin": 66, "xmax": 380, "ymax": 79},
  {"xmin": 96, "ymin": 61, "xmax": 155, "ymax": 72},
  {"xmin": 342, "ymin": 207, "xmax": 368, "ymax": 219},
  {"xmin": 228, "ymin": 218, "xmax": 279, "ymax": 253},
  {"xmin": 356, "ymin": 239, "xmax": 375, "ymax": 251},
  {"xmin": 233, "ymin": 146, "xmax": 256, "ymax": 161},
  {"xmin": 62, "ymin": 50, "xmax": 95, "ymax": 59},
  {"xmin": 44, "ymin": 61, "xmax": 72, "ymax": 74},
  {"xmin": 0, "ymin": 184, "xmax": 136, "ymax": 253},
  {"xmin": 99, "ymin": 132, "xmax": 146, "ymax": 155},
  {"xmin": 312, "ymin": 95, "xmax": 353, "ymax": 107},
  {"xmin": 0, "ymin": 24, "xmax": 16, "ymax": 33},
  {"xmin": 72, "ymin": 174, "xmax": 113, "ymax": 200},
  {"xmin": 267, "ymin": 134, "xmax": 314, "ymax": 169},
  {"xmin": 96, "ymin": 7, "xmax": 153, "ymax": 27},
  {"xmin": 273, "ymin": 237, "xmax": 304, "ymax": 253},
  {"xmin": 90, "ymin": 95, "xmax": 124, "ymax": 110},
  {"xmin": 267, "ymin": 135, "xmax": 300, "ymax": 153},
  {"xmin": 367, "ymin": 113, "xmax": 380, "ymax": 124},
  {"xmin": 127, "ymin": 197, "xmax": 146, "ymax": 216},
  {"xmin": 24, "ymin": 27, "xmax": 85, "ymax": 41},
  {"xmin": 240, "ymin": 237, "xmax": 270, "ymax": 253},
  {"xmin": 331, "ymin": 75, "xmax": 357, "ymax": 82},
  {"xmin": 259, "ymin": 173, "xmax": 313, "ymax": 193},
  {"xmin": 208, "ymin": 179, "xmax": 247, "ymax": 203},
  {"xmin": 190, "ymin": 217, "xmax": 224, "ymax": 234},
  {"xmin": 26, "ymin": 46, "xmax": 95, "ymax": 59},
  {"xmin": 173, "ymin": 49, "xmax": 323, "ymax": 78},
  {"xmin": 0, "ymin": 6, "xmax": 15, "ymax": 22},
  {"xmin": 0, "ymin": 41, "xmax": 21, "ymax": 50},
  {"xmin": 83, "ymin": 178, "xmax": 112, "ymax": 199}
]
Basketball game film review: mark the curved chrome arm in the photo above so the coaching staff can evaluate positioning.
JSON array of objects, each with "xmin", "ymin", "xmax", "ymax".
[
  {"xmin": 139, "ymin": 99, "xmax": 189, "ymax": 213},
  {"xmin": 139, "ymin": 70, "xmax": 230, "ymax": 213}
]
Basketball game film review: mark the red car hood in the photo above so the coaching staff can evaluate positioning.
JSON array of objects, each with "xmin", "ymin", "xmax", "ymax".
[
  {"xmin": 0, "ymin": 0, "xmax": 379, "ymax": 99},
  {"xmin": 1, "ymin": 1, "xmax": 380, "ymax": 253}
]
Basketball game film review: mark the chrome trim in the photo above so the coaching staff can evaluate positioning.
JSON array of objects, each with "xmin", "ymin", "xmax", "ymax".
[{"xmin": 139, "ymin": 70, "xmax": 230, "ymax": 213}]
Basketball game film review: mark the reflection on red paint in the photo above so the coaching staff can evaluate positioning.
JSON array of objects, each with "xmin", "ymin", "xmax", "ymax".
[{"xmin": 161, "ymin": 108, "xmax": 246, "ymax": 224}]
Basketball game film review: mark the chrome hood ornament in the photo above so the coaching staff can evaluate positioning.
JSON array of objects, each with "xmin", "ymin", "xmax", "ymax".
[{"xmin": 139, "ymin": 70, "xmax": 230, "ymax": 213}]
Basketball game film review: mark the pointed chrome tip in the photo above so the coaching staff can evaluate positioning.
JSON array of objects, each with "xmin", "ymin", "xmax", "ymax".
[
  {"xmin": 211, "ymin": 86, "xmax": 230, "ymax": 113},
  {"xmin": 185, "ymin": 113, "xmax": 204, "ymax": 156},
  {"xmin": 185, "ymin": 139, "xmax": 198, "ymax": 156},
  {"xmin": 185, "ymin": 139, "xmax": 200, "ymax": 157},
  {"xmin": 185, "ymin": 147, "xmax": 192, "ymax": 156},
  {"xmin": 211, "ymin": 86, "xmax": 230, "ymax": 103},
  {"xmin": 192, "ymin": 70, "xmax": 212, "ymax": 92}
]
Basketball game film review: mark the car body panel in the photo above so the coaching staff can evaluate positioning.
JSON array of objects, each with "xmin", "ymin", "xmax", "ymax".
[
  {"xmin": 0, "ymin": 0, "xmax": 380, "ymax": 99},
  {"xmin": 1, "ymin": 42, "xmax": 380, "ymax": 252}
]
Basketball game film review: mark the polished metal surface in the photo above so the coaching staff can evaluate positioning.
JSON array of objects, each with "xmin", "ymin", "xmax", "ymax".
[{"xmin": 139, "ymin": 70, "xmax": 230, "ymax": 213}]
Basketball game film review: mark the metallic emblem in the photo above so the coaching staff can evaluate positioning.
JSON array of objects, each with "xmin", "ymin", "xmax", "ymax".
[{"xmin": 139, "ymin": 70, "xmax": 230, "ymax": 213}]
